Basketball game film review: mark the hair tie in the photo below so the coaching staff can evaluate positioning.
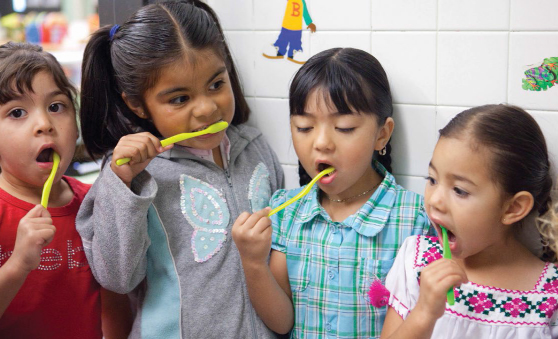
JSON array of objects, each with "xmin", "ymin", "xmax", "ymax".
[{"xmin": 109, "ymin": 24, "xmax": 120, "ymax": 40}]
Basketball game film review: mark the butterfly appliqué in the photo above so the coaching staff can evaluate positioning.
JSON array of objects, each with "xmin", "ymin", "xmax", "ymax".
[
  {"xmin": 180, "ymin": 175, "xmax": 230, "ymax": 263},
  {"xmin": 248, "ymin": 163, "xmax": 272, "ymax": 212}
]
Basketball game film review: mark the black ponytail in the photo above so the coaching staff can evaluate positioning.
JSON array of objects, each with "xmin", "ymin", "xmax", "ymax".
[{"xmin": 80, "ymin": 1, "xmax": 250, "ymax": 159}]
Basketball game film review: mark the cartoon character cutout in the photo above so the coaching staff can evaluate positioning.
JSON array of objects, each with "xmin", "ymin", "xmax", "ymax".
[
  {"xmin": 522, "ymin": 57, "xmax": 558, "ymax": 91},
  {"xmin": 263, "ymin": 0, "xmax": 317, "ymax": 65}
]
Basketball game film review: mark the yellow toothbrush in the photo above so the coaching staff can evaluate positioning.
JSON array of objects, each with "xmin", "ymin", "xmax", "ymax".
[
  {"xmin": 115, "ymin": 121, "xmax": 229, "ymax": 166},
  {"xmin": 441, "ymin": 225, "xmax": 455, "ymax": 305},
  {"xmin": 41, "ymin": 151, "xmax": 60, "ymax": 208},
  {"xmin": 268, "ymin": 167, "xmax": 335, "ymax": 217}
]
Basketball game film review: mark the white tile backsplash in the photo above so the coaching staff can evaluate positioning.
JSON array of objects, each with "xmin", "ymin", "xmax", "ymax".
[
  {"xmin": 438, "ymin": 0, "xmax": 509, "ymax": 31},
  {"xmin": 371, "ymin": 0, "xmax": 437, "ymax": 31},
  {"xmin": 253, "ymin": 0, "xmax": 289, "ymax": 30},
  {"xmin": 511, "ymin": 0, "xmax": 558, "ymax": 31},
  {"xmin": 252, "ymin": 98, "xmax": 298, "ymax": 165},
  {"xmin": 254, "ymin": 31, "xmax": 311, "ymax": 98},
  {"xmin": 282, "ymin": 164, "xmax": 301, "ymax": 190},
  {"xmin": 435, "ymin": 106, "xmax": 471, "ymax": 132},
  {"xmin": 372, "ymin": 32, "xmax": 436, "ymax": 105},
  {"xmin": 391, "ymin": 105, "xmax": 437, "ymax": 177},
  {"xmin": 312, "ymin": 0, "xmax": 371, "ymax": 30},
  {"xmin": 437, "ymin": 32, "xmax": 509, "ymax": 107},
  {"xmin": 208, "ymin": 0, "xmax": 253, "ymax": 30},
  {"xmin": 310, "ymin": 32, "xmax": 371, "ymax": 56},
  {"xmin": 394, "ymin": 175, "xmax": 427, "ymax": 196},
  {"xmin": 225, "ymin": 31, "xmax": 256, "ymax": 97},
  {"xmin": 508, "ymin": 33, "xmax": 558, "ymax": 111},
  {"xmin": 216, "ymin": 1, "xmax": 558, "ymax": 194}
]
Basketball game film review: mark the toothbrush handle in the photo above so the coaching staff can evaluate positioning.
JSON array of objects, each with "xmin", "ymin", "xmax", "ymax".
[
  {"xmin": 441, "ymin": 226, "xmax": 455, "ymax": 306},
  {"xmin": 115, "ymin": 132, "xmax": 204, "ymax": 166}
]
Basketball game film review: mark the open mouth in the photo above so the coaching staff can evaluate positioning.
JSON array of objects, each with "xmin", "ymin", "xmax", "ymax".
[
  {"xmin": 36, "ymin": 148, "xmax": 54, "ymax": 163},
  {"xmin": 317, "ymin": 162, "xmax": 336, "ymax": 176},
  {"xmin": 436, "ymin": 223, "xmax": 456, "ymax": 243},
  {"xmin": 191, "ymin": 120, "xmax": 223, "ymax": 133}
]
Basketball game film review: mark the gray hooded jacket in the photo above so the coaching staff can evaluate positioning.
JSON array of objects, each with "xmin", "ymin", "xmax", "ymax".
[{"xmin": 77, "ymin": 124, "xmax": 284, "ymax": 338}]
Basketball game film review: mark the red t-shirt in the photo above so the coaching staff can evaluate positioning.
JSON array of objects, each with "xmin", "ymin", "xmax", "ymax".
[{"xmin": 0, "ymin": 176, "xmax": 102, "ymax": 339}]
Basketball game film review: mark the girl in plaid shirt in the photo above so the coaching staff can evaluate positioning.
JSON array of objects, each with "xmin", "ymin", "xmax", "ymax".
[{"xmin": 233, "ymin": 48, "xmax": 431, "ymax": 338}]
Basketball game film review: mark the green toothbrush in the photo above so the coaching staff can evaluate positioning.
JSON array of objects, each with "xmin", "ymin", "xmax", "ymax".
[{"xmin": 441, "ymin": 225, "xmax": 455, "ymax": 305}]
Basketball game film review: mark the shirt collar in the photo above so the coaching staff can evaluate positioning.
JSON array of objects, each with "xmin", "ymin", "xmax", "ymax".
[{"xmin": 298, "ymin": 161, "xmax": 398, "ymax": 237}]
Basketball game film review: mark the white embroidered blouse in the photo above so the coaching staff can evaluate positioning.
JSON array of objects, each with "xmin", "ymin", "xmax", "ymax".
[{"xmin": 385, "ymin": 235, "xmax": 558, "ymax": 338}]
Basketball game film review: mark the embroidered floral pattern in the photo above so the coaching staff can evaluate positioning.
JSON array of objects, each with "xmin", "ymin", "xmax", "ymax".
[
  {"xmin": 422, "ymin": 245, "xmax": 442, "ymax": 264},
  {"xmin": 462, "ymin": 291, "xmax": 496, "ymax": 314},
  {"xmin": 413, "ymin": 236, "xmax": 558, "ymax": 325},
  {"xmin": 417, "ymin": 236, "xmax": 443, "ymax": 267},
  {"xmin": 542, "ymin": 278, "xmax": 558, "ymax": 293},
  {"xmin": 502, "ymin": 298, "xmax": 530, "ymax": 317},
  {"xmin": 180, "ymin": 175, "xmax": 230, "ymax": 263},
  {"xmin": 248, "ymin": 163, "xmax": 272, "ymax": 212},
  {"xmin": 538, "ymin": 297, "xmax": 558, "ymax": 318}
]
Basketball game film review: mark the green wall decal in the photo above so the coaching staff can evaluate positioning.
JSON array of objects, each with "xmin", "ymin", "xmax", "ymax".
[{"xmin": 522, "ymin": 57, "xmax": 558, "ymax": 91}]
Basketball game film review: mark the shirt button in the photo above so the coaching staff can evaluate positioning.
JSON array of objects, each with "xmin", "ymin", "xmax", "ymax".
[
  {"xmin": 331, "ymin": 226, "xmax": 338, "ymax": 234},
  {"xmin": 326, "ymin": 323, "xmax": 331, "ymax": 331},
  {"xmin": 328, "ymin": 271, "xmax": 335, "ymax": 280}
]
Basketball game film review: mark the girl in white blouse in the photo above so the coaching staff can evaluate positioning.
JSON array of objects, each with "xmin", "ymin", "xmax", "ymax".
[{"xmin": 380, "ymin": 104, "xmax": 557, "ymax": 339}]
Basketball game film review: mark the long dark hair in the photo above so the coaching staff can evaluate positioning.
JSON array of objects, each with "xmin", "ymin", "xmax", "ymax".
[
  {"xmin": 289, "ymin": 48, "xmax": 393, "ymax": 185},
  {"xmin": 440, "ymin": 104, "xmax": 554, "ymax": 258},
  {"xmin": 80, "ymin": 0, "xmax": 250, "ymax": 159},
  {"xmin": 0, "ymin": 42, "xmax": 76, "ymax": 107}
]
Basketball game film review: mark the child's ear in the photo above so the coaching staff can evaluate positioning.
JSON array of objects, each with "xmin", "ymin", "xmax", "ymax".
[
  {"xmin": 121, "ymin": 93, "xmax": 149, "ymax": 119},
  {"xmin": 375, "ymin": 117, "xmax": 395, "ymax": 151},
  {"xmin": 502, "ymin": 191, "xmax": 534, "ymax": 225}
]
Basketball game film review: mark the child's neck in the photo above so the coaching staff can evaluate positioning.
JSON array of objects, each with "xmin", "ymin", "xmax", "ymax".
[
  {"xmin": 320, "ymin": 170, "xmax": 384, "ymax": 222},
  {"xmin": 457, "ymin": 234, "xmax": 545, "ymax": 291},
  {"xmin": 0, "ymin": 174, "xmax": 73, "ymax": 208}
]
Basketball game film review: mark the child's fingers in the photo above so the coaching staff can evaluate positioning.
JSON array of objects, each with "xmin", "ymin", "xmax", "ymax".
[
  {"xmin": 117, "ymin": 141, "xmax": 152, "ymax": 165},
  {"xmin": 233, "ymin": 212, "xmax": 251, "ymax": 230},
  {"xmin": 35, "ymin": 227, "xmax": 56, "ymax": 245},
  {"xmin": 130, "ymin": 132, "xmax": 166, "ymax": 154},
  {"xmin": 113, "ymin": 133, "xmax": 161, "ymax": 164},
  {"xmin": 253, "ymin": 214, "xmax": 272, "ymax": 234},
  {"xmin": 25, "ymin": 204, "xmax": 50, "ymax": 218},
  {"xmin": 242, "ymin": 208, "xmax": 271, "ymax": 230}
]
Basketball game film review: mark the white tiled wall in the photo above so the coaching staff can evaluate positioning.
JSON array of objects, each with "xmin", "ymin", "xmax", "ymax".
[{"xmin": 211, "ymin": 0, "xmax": 558, "ymax": 193}]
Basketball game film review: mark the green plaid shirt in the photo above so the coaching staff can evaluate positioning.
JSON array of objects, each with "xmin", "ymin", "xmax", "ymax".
[{"xmin": 270, "ymin": 163, "xmax": 431, "ymax": 339}]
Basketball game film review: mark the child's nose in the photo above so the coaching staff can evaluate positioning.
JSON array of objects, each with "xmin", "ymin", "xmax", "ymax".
[
  {"xmin": 34, "ymin": 112, "xmax": 54, "ymax": 135},
  {"xmin": 314, "ymin": 128, "xmax": 334, "ymax": 152},
  {"xmin": 191, "ymin": 96, "xmax": 217, "ymax": 119},
  {"xmin": 428, "ymin": 187, "xmax": 447, "ymax": 213}
]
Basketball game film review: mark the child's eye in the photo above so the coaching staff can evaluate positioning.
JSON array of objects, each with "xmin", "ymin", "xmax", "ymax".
[
  {"xmin": 453, "ymin": 187, "xmax": 469, "ymax": 197},
  {"xmin": 8, "ymin": 108, "xmax": 27, "ymax": 119},
  {"xmin": 296, "ymin": 127, "xmax": 312, "ymax": 133},
  {"xmin": 48, "ymin": 103, "xmax": 65, "ymax": 113},
  {"xmin": 425, "ymin": 176, "xmax": 436, "ymax": 185},
  {"xmin": 209, "ymin": 80, "xmax": 225, "ymax": 90},
  {"xmin": 336, "ymin": 127, "xmax": 355, "ymax": 133},
  {"xmin": 170, "ymin": 95, "xmax": 189, "ymax": 105}
]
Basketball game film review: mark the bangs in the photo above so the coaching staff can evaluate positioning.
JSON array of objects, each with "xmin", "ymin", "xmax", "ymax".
[
  {"xmin": 0, "ymin": 54, "xmax": 76, "ymax": 106},
  {"xmin": 290, "ymin": 56, "xmax": 379, "ymax": 116}
]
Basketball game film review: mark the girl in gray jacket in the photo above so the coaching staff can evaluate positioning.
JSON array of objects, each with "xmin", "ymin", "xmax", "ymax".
[{"xmin": 76, "ymin": 1, "xmax": 284, "ymax": 338}]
